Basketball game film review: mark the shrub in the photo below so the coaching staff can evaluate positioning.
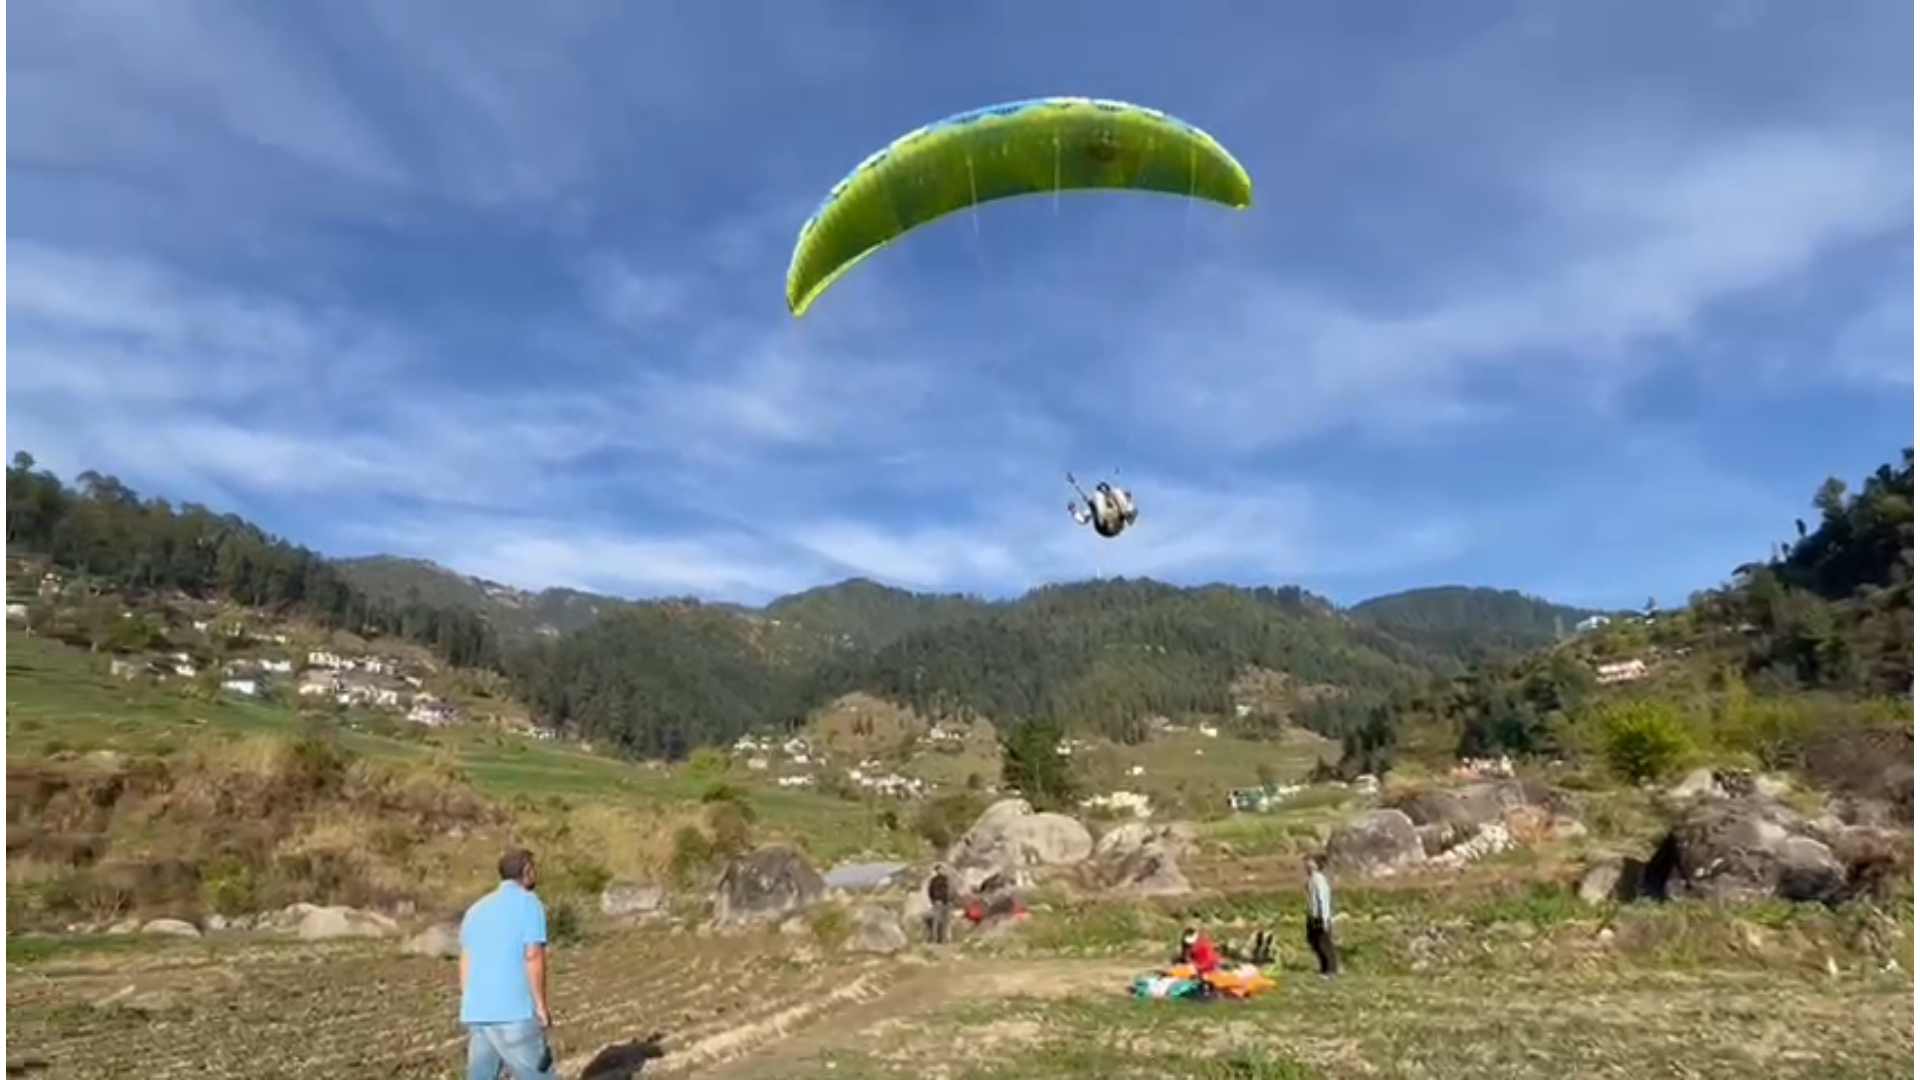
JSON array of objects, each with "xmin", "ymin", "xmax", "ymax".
[
  {"xmin": 706, "ymin": 801, "xmax": 756, "ymax": 857},
  {"xmin": 684, "ymin": 747, "xmax": 729, "ymax": 780},
  {"xmin": 547, "ymin": 898, "xmax": 585, "ymax": 945},
  {"xmin": 667, "ymin": 825, "xmax": 717, "ymax": 886},
  {"xmin": 913, "ymin": 791, "xmax": 988, "ymax": 851},
  {"xmin": 699, "ymin": 780, "xmax": 753, "ymax": 812},
  {"xmin": 1596, "ymin": 700, "xmax": 1693, "ymax": 784}
]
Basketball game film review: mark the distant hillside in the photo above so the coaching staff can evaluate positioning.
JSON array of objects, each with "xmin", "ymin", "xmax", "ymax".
[
  {"xmin": 762, "ymin": 578, "xmax": 985, "ymax": 653},
  {"xmin": 4, "ymin": 453, "xmax": 497, "ymax": 672},
  {"xmin": 8, "ymin": 447, "xmax": 1629, "ymax": 767},
  {"xmin": 507, "ymin": 578, "xmax": 1487, "ymax": 759},
  {"xmin": 797, "ymin": 580, "xmax": 1439, "ymax": 741},
  {"xmin": 1335, "ymin": 448, "xmax": 1915, "ymax": 788},
  {"xmin": 1350, "ymin": 585, "xmax": 1614, "ymax": 663},
  {"xmin": 336, "ymin": 556, "xmax": 624, "ymax": 642}
]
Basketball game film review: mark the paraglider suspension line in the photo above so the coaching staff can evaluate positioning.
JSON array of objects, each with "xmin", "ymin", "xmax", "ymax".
[
  {"xmin": 965, "ymin": 153, "xmax": 989, "ymax": 273},
  {"xmin": 1066, "ymin": 471, "xmax": 1091, "ymax": 503},
  {"xmin": 1180, "ymin": 147, "xmax": 1198, "ymax": 265},
  {"xmin": 1051, "ymin": 134, "xmax": 1063, "ymax": 220}
]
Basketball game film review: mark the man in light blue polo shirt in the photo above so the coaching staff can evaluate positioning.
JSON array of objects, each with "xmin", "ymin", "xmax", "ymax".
[{"xmin": 460, "ymin": 848, "xmax": 555, "ymax": 1080}]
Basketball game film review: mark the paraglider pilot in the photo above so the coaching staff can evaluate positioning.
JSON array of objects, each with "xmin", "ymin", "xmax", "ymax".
[{"xmin": 1067, "ymin": 476, "xmax": 1138, "ymax": 538}]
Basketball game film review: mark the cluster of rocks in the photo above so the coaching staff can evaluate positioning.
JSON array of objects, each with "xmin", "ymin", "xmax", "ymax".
[
  {"xmin": 1578, "ymin": 767, "xmax": 1908, "ymax": 907},
  {"xmin": 669, "ymin": 798, "xmax": 1201, "ymax": 957},
  {"xmin": 1317, "ymin": 766, "xmax": 1909, "ymax": 911},
  {"xmin": 87, "ymin": 901, "xmax": 477, "ymax": 961},
  {"xmin": 1323, "ymin": 780, "xmax": 1583, "ymax": 877},
  {"xmin": 98, "ymin": 902, "xmax": 409, "ymax": 942}
]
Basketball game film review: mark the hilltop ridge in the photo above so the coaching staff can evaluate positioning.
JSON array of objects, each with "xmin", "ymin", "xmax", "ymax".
[
  {"xmin": 336, "ymin": 555, "xmax": 1606, "ymax": 656},
  {"xmin": 0, "ymin": 449, "xmax": 1636, "ymax": 764}
]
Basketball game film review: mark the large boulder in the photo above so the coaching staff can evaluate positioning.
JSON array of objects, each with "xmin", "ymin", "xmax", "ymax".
[
  {"xmin": 141, "ymin": 918, "xmax": 201, "ymax": 938},
  {"xmin": 1658, "ymin": 791, "xmax": 1835, "ymax": 899},
  {"xmin": 1325, "ymin": 809, "xmax": 1424, "ymax": 877},
  {"xmin": 296, "ymin": 906, "xmax": 400, "ymax": 941},
  {"xmin": 1083, "ymin": 822, "xmax": 1195, "ymax": 896},
  {"xmin": 1094, "ymin": 821, "xmax": 1197, "ymax": 860},
  {"xmin": 947, "ymin": 799, "xmax": 1093, "ymax": 873},
  {"xmin": 712, "ymin": 845, "xmax": 826, "ymax": 926},
  {"xmin": 1391, "ymin": 781, "xmax": 1532, "ymax": 851},
  {"xmin": 1652, "ymin": 797, "xmax": 1847, "ymax": 903},
  {"xmin": 1580, "ymin": 795, "xmax": 1908, "ymax": 908}
]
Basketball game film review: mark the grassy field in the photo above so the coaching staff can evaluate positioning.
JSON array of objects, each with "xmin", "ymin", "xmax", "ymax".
[
  {"xmin": 4, "ymin": 632, "xmax": 917, "ymax": 927},
  {"xmin": 802, "ymin": 689, "xmax": 1335, "ymax": 814},
  {"xmin": 6, "ymin": 881, "xmax": 1910, "ymax": 1079},
  {"xmin": 785, "ymin": 968, "xmax": 1914, "ymax": 1080},
  {"xmin": 5, "ymin": 631, "xmax": 874, "ymax": 827},
  {"xmin": 1, "ymin": 631, "xmax": 1337, "ymax": 932},
  {"xmin": 7, "ymin": 631, "xmax": 1912, "ymax": 1078}
]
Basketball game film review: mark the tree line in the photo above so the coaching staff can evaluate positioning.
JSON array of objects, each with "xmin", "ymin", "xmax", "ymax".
[
  {"xmin": 5, "ymin": 453, "xmax": 500, "ymax": 671},
  {"xmin": 9, "ymin": 448, "xmax": 1649, "ymax": 764},
  {"xmin": 496, "ymin": 575, "xmax": 1585, "ymax": 757}
]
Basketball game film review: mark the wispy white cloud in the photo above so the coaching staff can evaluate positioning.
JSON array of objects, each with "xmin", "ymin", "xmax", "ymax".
[
  {"xmin": 7, "ymin": 1, "xmax": 1910, "ymax": 606},
  {"xmin": 1830, "ymin": 283, "xmax": 1916, "ymax": 388}
]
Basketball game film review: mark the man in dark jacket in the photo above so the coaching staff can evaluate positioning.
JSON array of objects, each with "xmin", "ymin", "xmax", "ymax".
[{"xmin": 925, "ymin": 863, "xmax": 953, "ymax": 944}]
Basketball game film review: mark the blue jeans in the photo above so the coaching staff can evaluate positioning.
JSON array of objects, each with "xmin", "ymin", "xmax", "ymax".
[{"xmin": 466, "ymin": 1019, "xmax": 555, "ymax": 1080}]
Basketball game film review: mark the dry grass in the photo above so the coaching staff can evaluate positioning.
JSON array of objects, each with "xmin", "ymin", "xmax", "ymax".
[
  {"xmin": 16, "ymin": 926, "xmax": 1899, "ymax": 1080},
  {"xmin": 7, "ymin": 631, "xmax": 1914, "ymax": 1078},
  {"xmin": 3, "ymin": 927, "xmax": 909, "ymax": 1079},
  {"xmin": 3, "ymin": 731, "xmax": 895, "ymax": 928},
  {"xmin": 779, "ymin": 967, "xmax": 1915, "ymax": 1080},
  {"xmin": 5, "ymin": 633, "xmax": 923, "ymax": 926}
]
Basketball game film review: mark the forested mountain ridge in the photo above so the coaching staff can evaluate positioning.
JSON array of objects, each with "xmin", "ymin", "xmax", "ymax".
[
  {"xmin": 761, "ymin": 578, "xmax": 984, "ymax": 653},
  {"xmin": 4, "ymin": 453, "xmax": 500, "ymax": 672},
  {"xmin": 7, "ymin": 448, "xmax": 1618, "ymax": 763},
  {"xmin": 337, "ymin": 555, "xmax": 623, "ymax": 641},
  {"xmin": 1349, "ymin": 585, "xmax": 1615, "ymax": 665},
  {"xmin": 341, "ymin": 555, "xmax": 1588, "ymax": 662}
]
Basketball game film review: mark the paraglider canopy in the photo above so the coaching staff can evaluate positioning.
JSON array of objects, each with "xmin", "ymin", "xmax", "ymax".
[{"xmin": 785, "ymin": 96, "xmax": 1254, "ymax": 317}]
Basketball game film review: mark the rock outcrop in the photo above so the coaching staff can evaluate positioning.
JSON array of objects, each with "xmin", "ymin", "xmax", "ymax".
[
  {"xmin": 1325, "ymin": 809, "xmax": 1424, "ymax": 877},
  {"xmin": 712, "ymin": 845, "xmax": 826, "ymax": 927}
]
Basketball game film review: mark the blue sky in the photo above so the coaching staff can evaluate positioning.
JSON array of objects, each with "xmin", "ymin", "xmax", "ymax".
[{"xmin": 8, "ymin": 0, "xmax": 1914, "ymax": 609}]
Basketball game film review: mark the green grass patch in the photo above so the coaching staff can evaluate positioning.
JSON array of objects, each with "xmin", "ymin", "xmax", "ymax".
[{"xmin": 790, "ymin": 968, "xmax": 1914, "ymax": 1080}]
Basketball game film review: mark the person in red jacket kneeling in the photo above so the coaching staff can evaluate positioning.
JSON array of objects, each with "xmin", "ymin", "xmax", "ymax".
[{"xmin": 1177, "ymin": 926, "xmax": 1220, "ymax": 973}]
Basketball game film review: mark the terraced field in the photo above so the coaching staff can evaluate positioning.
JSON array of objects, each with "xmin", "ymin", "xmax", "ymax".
[
  {"xmin": 4, "ymin": 929, "xmax": 913, "ymax": 1079},
  {"xmin": 9, "ymin": 922, "xmax": 1911, "ymax": 1080}
]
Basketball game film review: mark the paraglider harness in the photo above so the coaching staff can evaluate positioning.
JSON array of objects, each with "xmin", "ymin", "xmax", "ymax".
[
  {"xmin": 1221, "ymin": 930, "xmax": 1277, "ymax": 967},
  {"xmin": 1067, "ymin": 473, "xmax": 1137, "ymax": 538}
]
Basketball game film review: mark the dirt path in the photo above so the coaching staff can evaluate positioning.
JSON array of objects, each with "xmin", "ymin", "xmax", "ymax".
[{"xmin": 662, "ymin": 956, "xmax": 1140, "ymax": 1080}]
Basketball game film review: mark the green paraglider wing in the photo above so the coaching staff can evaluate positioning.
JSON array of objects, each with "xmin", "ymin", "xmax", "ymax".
[{"xmin": 785, "ymin": 97, "xmax": 1253, "ymax": 317}]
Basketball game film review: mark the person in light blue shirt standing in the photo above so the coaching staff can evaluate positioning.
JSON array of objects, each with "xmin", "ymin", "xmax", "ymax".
[
  {"xmin": 1304, "ymin": 854, "xmax": 1339, "ymax": 977},
  {"xmin": 461, "ymin": 848, "xmax": 555, "ymax": 1080}
]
